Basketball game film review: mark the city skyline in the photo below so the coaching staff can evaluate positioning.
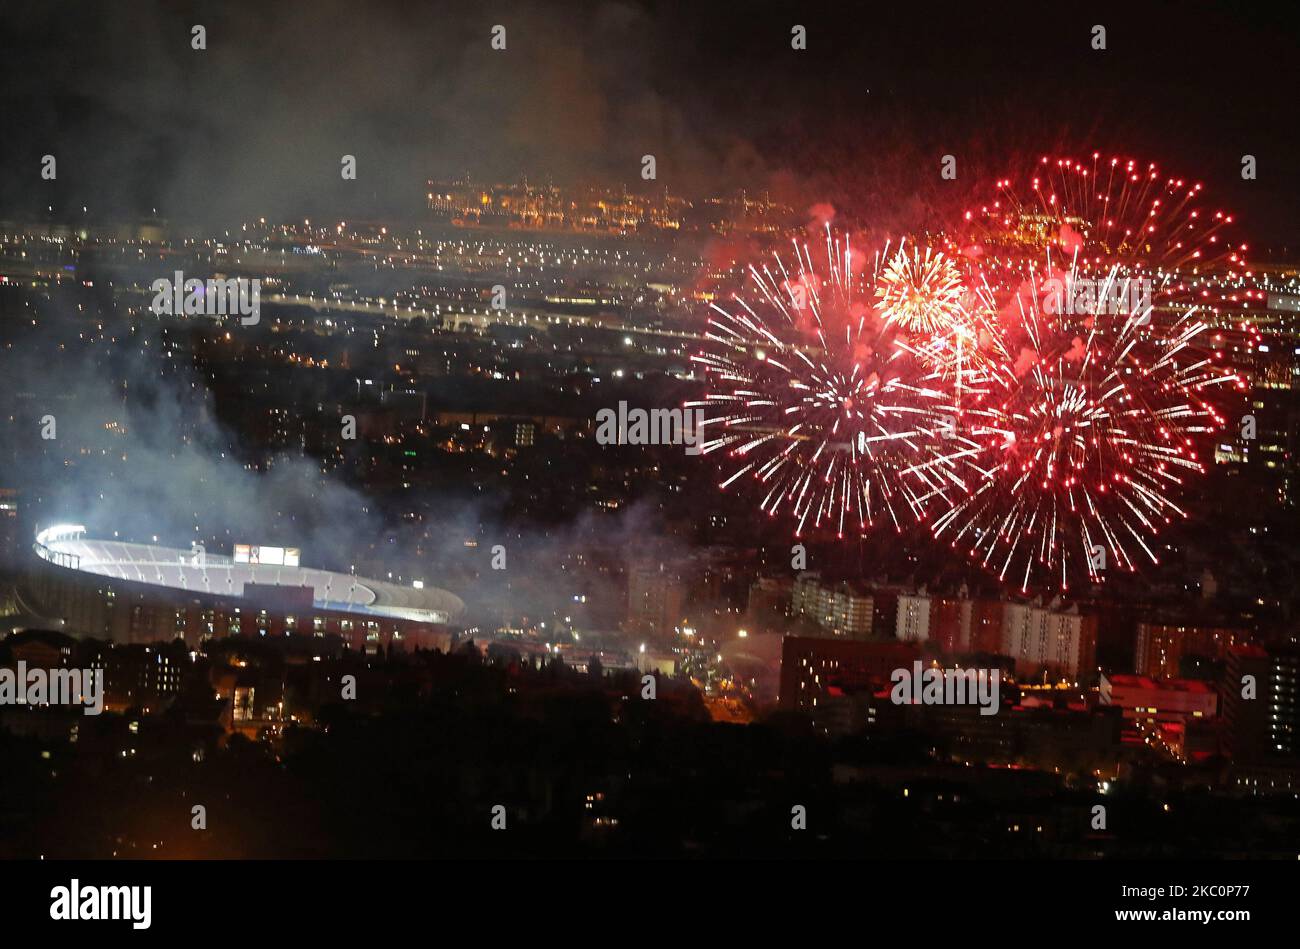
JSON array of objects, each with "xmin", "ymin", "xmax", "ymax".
[{"xmin": 0, "ymin": 0, "xmax": 1295, "ymax": 930}]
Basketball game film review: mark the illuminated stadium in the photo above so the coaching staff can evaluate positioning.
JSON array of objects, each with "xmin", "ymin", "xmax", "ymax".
[{"xmin": 24, "ymin": 524, "xmax": 464, "ymax": 650}]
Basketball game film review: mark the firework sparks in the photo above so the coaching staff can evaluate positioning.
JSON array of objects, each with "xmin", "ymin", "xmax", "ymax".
[
  {"xmin": 693, "ymin": 158, "xmax": 1247, "ymax": 593},
  {"xmin": 931, "ymin": 274, "xmax": 1240, "ymax": 591},
  {"xmin": 876, "ymin": 244, "xmax": 966, "ymax": 335},
  {"xmin": 933, "ymin": 156, "xmax": 1248, "ymax": 591},
  {"xmin": 958, "ymin": 154, "xmax": 1250, "ymax": 305},
  {"xmin": 689, "ymin": 228, "xmax": 982, "ymax": 538}
]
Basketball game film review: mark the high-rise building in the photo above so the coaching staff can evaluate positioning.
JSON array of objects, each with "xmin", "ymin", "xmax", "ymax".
[
  {"xmin": 968, "ymin": 599, "xmax": 1005, "ymax": 654},
  {"xmin": 790, "ymin": 573, "xmax": 874, "ymax": 638},
  {"xmin": 930, "ymin": 592, "xmax": 975, "ymax": 654},
  {"xmin": 1214, "ymin": 371, "xmax": 1300, "ymax": 508},
  {"xmin": 894, "ymin": 585, "xmax": 976, "ymax": 653},
  {"xmin": 745, "ymin": 576, "xmax": 792, "ymax": 628},
  {"xmin": 1135, "ymin": 621, "xmax": 1251, "ymax": 678},
  {"xmin": 1222, "ymin": 645, "xmax": 1299, "ymax": 764},
  {"xmin": 625, "ymin": 561, "xmax": 687, "ymax": 638},
  {"xmin": 895, "ymin": 592, "xmax": 932, "ymax": 643},
  {"xmin": 1001, "ymin": 600, "xmax": 1098, "ymax": 680}
]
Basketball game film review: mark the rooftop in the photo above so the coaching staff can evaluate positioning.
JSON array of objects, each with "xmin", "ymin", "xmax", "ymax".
[{"xmin": 34, "ymin": 525, "xmax": 463, "ymax": 625}]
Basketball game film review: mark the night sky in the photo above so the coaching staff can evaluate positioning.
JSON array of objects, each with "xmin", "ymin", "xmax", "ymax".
[{"xmin": 1, "ymin": 0, "xmax": 1296, "ymax": 251}]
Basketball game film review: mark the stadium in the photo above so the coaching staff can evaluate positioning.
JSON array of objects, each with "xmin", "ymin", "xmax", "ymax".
[{"xmin": 20, "ymin": 524, "xmax": 464, "ymax": 651}]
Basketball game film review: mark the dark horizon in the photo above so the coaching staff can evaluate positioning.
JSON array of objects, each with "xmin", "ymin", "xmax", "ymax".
[{"xmin": 2, "ymin": 0, "xmax": 1297, "ymax": 253}]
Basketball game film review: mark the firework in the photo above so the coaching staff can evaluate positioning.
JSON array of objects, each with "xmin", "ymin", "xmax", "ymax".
[
  {"xmin": 957, "ymin": 154, "xmax": 1251, "ymax": 308},
  {"xmin": 931, "ymin": 278, "xmax": 1240, "ymax": 591},
  {"xmin": 932, "ymin": 156, "xmax": 1247, "ymax": 591},
  {"xmin": 875, "ymin": 242, "xmax": 1005, "ymax": 394},
  {"xmin": 693, "ymin": 158, "xmax": 1247, "ymax": 593},
  {"xmin": 689, "ymin": 228, "xmax": 982, "ymax": 537},
  {"xmin": 875, "ymin": 244, "xmax": 966, "ymax": 335}
]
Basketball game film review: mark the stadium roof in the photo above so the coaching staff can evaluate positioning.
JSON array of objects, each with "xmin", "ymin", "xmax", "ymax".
[{"xmin": 34, "ymin": 525, "xmax": 463, "ymax": 625}]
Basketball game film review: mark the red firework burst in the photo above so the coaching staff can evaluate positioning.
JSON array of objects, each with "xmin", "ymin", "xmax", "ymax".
[
  {"xmin": 689, "ymin": 228, "xmax": 982, "ymax": 537},
  {"xmin": 932, "ymin": 155, "xmax": 1249, "ymax": 591}
]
